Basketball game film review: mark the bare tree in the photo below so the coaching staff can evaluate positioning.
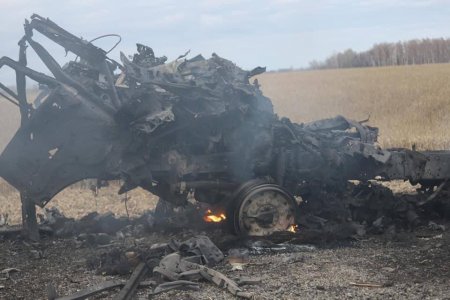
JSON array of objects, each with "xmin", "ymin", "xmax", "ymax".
[{"xmin": 309, "ymin": 37, "xmax": 450, "ymax": 69}]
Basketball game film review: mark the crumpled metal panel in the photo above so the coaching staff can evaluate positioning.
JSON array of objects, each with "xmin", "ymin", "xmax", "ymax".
[
  {"xmin": 178, "ymin": 235, "xmax": 224, "ymax": 266},
  {"xmin": 0, "ymin": 85, "xmax": 121, "ymax": 206}
]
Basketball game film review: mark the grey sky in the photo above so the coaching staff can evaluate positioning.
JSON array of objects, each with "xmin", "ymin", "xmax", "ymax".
[{"xmin": 0, "ymin": 0, "xmax": 450, "ymax": 84}]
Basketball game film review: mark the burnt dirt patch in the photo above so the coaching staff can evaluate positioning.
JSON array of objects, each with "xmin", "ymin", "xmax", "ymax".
[{"xmin": 0, "ymin": 222, "xmax": 448, "ymax": 299}]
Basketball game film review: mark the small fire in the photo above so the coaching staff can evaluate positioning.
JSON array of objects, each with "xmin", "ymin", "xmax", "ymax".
[
  {"xmin": 203, "ymin": 209, "xmax": 227, "ymax": 223},
  {"xmin": 287, "ymin": 224, "xmax": 299, "ymax": 233}
]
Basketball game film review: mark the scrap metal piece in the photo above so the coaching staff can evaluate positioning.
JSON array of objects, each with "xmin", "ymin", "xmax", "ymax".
[
  {"xmin": 114, "ymin": 262, "xmax": 148, "ymax": 300},
  {"xmin": 151, "ymin": 237, "xmax": 252, "ymax": 298},
  {"xmin": 151, "ymin": 280, "xmax": 200, "ymax": 296},
  {"xmin": 0, "ymin": 86, "xmax": 117, "ymax": 207},
  {"xmin": 55, "ymin": 280, "xmax": 156, "ymax": 300},
  {"xmin": 178, "ymin": 235, "xmax": 224, "ymax": 266},
  {"xmin": 236, "ymin": 276, "xmax": 262, "ymax": 286},
  {"xmin": 56, "ymin": 280, "xmax": 127, "ymax": 300},
  {"xmin": 418, "ymin": 180, "xmax": 448, "ymax": 206},
  {"xmin": 199, "ymin": 266, "xmax": 249, "ymax": 298}
]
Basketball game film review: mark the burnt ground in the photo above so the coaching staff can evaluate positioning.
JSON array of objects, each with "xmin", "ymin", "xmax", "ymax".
[
  {"xmin": 0, "ymin": 224, "xmax": 449, "ymax": 300},
  {"xmin": 0, "ymin": 181, "xmax": 449, "ymax": 299}
]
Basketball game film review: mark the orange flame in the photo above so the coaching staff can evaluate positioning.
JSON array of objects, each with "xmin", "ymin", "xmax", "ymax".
[
  {"xmin": 287, "ymin": 224, "xmax": 298, "ymax": 233},
  {"xmin": 203, "ymin": 209, "xmax": 227, "ymax": 223}
]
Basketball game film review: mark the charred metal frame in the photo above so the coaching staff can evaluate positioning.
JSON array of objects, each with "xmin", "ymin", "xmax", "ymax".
[{"xmin": 1, "ymin": 15, "xmax": 449, "ymax": 238}]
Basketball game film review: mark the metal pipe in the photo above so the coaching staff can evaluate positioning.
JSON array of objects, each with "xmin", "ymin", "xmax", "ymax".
[{"xmin": 182, "ymin": 181, "xmax": 238, "ymax": 190}]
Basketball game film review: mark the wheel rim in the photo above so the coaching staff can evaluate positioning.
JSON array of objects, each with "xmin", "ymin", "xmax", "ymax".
[{"xmin": 234, "ymin": 184, "xmax": 296, "ymax": 236}]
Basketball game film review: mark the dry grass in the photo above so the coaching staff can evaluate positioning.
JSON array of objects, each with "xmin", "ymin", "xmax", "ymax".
[
  {"xmin": 0, "ymin": 95, "xmax": 20, "ymax": 153},
  {"xmin": 2, "ymin": 63, "xmax": 450, "ymax": 224},
  {"xmin": 0, "ymin": 182, "xmax": 158, "ymax": 225},
  {"xmin": 257, "ymin": 63, "xmax": 450, "ymax": 150}
]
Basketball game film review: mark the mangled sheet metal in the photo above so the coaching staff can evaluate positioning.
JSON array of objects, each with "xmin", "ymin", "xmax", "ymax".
[{"xmin": 0, "ymin": 14, "xmax": 448, "ymax": 236}]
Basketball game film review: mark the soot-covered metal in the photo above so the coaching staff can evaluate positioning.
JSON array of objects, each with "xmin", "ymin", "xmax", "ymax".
[{"xmin": 1, "ymin": 15, "xmax": 449, "ymax": 236}]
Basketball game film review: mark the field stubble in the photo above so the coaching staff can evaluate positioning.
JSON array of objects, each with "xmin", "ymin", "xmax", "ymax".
[{"xmin": 1, "ymin": 64, "xmax": 450, "ymax": 223}]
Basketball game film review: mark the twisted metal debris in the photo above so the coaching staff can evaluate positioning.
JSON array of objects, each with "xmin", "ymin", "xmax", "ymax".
[{"xmin": 0, "ymin": 15, "xmax": 449, "ymax": 237}]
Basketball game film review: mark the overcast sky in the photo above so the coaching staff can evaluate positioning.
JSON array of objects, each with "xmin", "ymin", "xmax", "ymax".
[{"xmin": 0, "ymin": 0, "xmax": 450, "ymax": 84}]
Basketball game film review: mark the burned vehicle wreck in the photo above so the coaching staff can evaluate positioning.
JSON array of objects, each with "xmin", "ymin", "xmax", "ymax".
[{"xmin": 1, "ymin": 15, "xmax": 449, "ymax": 237}]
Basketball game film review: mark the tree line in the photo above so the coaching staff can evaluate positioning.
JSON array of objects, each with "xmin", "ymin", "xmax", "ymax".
[{"xmin": 309, "ymin": 38, "xmax": 450, "ymax": 69}]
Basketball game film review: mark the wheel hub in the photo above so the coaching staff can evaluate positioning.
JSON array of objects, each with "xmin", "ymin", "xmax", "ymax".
[{"xmin": 233, "ymin": 183, "xmax": 296, "ymax": 236}]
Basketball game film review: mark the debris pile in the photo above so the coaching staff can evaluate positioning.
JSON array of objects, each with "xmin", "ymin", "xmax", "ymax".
[
  {"xmin": 57, "ymin": 235, "xmax": 263, "ymax": 299},
  {"xmin": 297, "ymin": 180, "xmax": 450, "ymax": 242},
  {"xmin": 1, "ymin": 180, "xmax": 448, "ymax": 245}
]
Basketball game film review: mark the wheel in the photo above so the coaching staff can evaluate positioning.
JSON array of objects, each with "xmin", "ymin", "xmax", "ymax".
[{"xmin": 230, "ymin": 181, "xmax": 297, "ymax": 236}]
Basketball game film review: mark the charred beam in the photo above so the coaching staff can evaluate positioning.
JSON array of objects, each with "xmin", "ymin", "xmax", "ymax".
[{"xmin": 114, "ymin": 262, "xmax": 148, "ymax": 300}]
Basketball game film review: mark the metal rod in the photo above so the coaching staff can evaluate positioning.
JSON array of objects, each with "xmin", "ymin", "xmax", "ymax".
[
  {"xmin": 16, "ymin": 37, "xmax": 29, "ymax": 126},
  {"xmin": 114, "ymin": 262, "xmax": 148, "ymax": 300},
  {"xmin": 0, "ymin": 82, "xmax": 20, "ymax": 103}
]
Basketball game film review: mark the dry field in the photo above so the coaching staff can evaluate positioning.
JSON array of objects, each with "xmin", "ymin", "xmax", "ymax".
[
  {"xmin": 257, "ymin": 63, "xmax": 450, "ymax": 150},
  {"xmin": 2, "ymin": 63, "xmax": 450, "ymax": 223},
  {"xmin": 0, "ymin": 182, "xmax": 159, "ymax": 225}
]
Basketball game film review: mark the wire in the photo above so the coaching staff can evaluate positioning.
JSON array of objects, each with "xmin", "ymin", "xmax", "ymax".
[
  {"xmin": 123, "ymin": 191, "xmax": 130, "ymax": 220},
  {"xmin": 88, "ymin": 34, "xmax": 122, "ymax": 54}
]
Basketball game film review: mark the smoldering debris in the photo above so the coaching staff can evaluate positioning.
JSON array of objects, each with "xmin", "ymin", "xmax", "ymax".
[
  {"xmin": 0, "ymin": 189, "xmax": 448, "ymax": 298},
  {"xmin": 298, "ymin": 181, "xmax": 450, "ymax": 240},
  {"xmin": 1, "ymin": 14, "xmax": 450, "ymax": 239},
  {"xmin": 0, "ymin": 179, "xmax": 448, "ymax": 245},
  {"xmin": 58, "ymin": 235, "xmax": 256, "ymax": 299}
]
